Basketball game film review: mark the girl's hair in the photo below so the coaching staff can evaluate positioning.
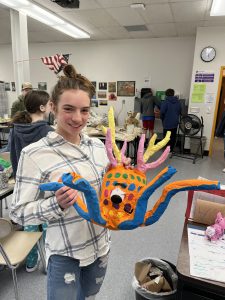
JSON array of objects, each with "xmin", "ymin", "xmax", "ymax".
[
  {"xmin": 51, "ymin": 64, "xmax": 95, "ymax": 105},
  {"xmin": 12, "ymin": 90, "xmax": 50, "ymax": 124}
]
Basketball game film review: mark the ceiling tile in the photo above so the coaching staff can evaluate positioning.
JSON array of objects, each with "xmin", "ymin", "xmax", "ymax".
[
  {"xmin": 57, "ymin": 11, "xmax": 98, "ymax": 33},
  {"xmin": 129, "ymin": 30, "xmax": 154, "ymax": 38},
  {"xmin": 140, "ymin": 3, "xmax": 173, "ymax": 24},
  {"xmin": 171, "ymin": 0, "xmax": 208, "ymax": 22},
  {"xmin": 168, "ymin": 0, "xmax": 201, "ymax": 2},
  {"xmin": 203, "ymin": 20, "xmax": 225, "ymax": 26},
  {"xmin": 99, "ymin": 25, "xmax": 130, "ymax": 39},
  {"xmin": 149, "ymin": 23, "xmax": 177, "ymax": 37},
  {"xmin": 176, "ymin": 21, "xmax": 204, "ymax": 36},
  {"xmin": 67, "ymin": 9, "xmax": 120, "ymax": 27},
  {"xmin": 96, "ymin": 0, "xmax": 139, "ymax": 8},
  {"xmin": 105, "ymin": 7, "xmax": 145, "ymax": 26}
]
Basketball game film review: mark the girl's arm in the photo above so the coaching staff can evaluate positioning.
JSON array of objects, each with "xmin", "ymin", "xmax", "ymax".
[{"xmin": 10, "ymin": 151, "xmax": 66, "ymax": 226}]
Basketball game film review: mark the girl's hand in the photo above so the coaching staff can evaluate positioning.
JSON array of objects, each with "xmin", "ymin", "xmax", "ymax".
[{"xmin": 55, "ymin": 186, "xmax": 78, "ymax": 210}]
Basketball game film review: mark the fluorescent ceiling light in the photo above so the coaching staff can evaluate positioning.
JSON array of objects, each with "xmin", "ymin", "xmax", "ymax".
[
  {"xmin": 0, "ymin": 0, "xmax": 90, "ymax": 39},
  {"xmin": 54, "ymin": 24, "xmax": 90, "ymax": 39},
  {"xmin": 130, "ymin": 3, "xmax": 146, "ymax": 10},
  {"xmin": 210, "ymin": 0, "xmax": 225, "ymax": 16}
]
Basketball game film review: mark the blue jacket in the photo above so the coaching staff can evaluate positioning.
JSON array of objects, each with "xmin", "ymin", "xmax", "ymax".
[
  {"xmin": 160, "ymin": 96, "xmax": 181, "ymax": 129},
  {"xmin": 10, "ymin": 120, "xmax": 54, "ymax": 177}
]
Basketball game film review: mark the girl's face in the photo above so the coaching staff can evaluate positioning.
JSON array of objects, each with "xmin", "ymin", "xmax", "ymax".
[{"xmin": 52, "ymin": 89, "xmax": 90, "ymax": 144}]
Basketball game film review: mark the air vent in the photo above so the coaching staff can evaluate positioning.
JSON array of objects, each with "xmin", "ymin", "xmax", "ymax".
[{"xmin": 124, "ymin": 25, "xmax": 148, "ymax": 32}]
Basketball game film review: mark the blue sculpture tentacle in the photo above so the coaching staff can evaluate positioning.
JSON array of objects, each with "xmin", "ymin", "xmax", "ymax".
[
  {"xmin": 144, "ymin": 181, "xmax": 221, "ymax": 226},
  {"xmin": 62, "ymin": 173, "xmax": 106, "ymax": 226},
  {"xmin": 118, "ymin": 166, "xmax": 177, "ymax": 230},
  {"xmin": 40, "ymin": 182, "xmax": 64, "ymax": 192}
]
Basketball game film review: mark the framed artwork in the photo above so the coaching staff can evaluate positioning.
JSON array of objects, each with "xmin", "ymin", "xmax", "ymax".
[
  {"xmin": 108, "ymin": 93, "xmax": 117, "ymax": 101},
  {"xmin": 4, "ymin": 82, "xmax": 10, "ymax": 91},
  {"xmin": 91, "ymin": 81, "xmax": 96, "ymax": 88},
  {"xmin": 99, "ymin": 100, "xmax": 108, "ymax": 106},
  {"xmin": 38, "ymin": 82, "xmax": 47, "ymax": 91},
  {"xmin": 117, "ymin": 81, "xmax": 135, "ymax": 97},
  {"xmin": 108, "ymin": 82, "xmax": 116, "ymax": 92},
  {"xmin": 11, "ymin": 82, "xmax": 16, "ymax": 92},
  {"xmin": 98, "ymin": 91, "xmax": 107, "ymax": 99},
  {"xmin": 99, "ymin": 82, "xmax": 107, "ymax": 90},
  {"xmin": 91, "ymin": 99, "xmax": 98, "ymax": 107}
]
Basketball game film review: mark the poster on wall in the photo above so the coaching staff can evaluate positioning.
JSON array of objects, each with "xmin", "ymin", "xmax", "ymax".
[
  {"xmin": 205, "ymin": 93, "xmax": 215, "ymax": 103},
  {"xmin": 195, "ymin": 71, "xmax": 214, "ymax": 83},
  {"xmin": 191, "ymin": 83, "xmax": 206, "ymax": 103},
  {"xmin": 143, "ymin": 76, "xmax": 151, "ymax": 88}
]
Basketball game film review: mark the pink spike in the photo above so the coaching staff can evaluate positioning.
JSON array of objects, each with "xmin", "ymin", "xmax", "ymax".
[
  {"xmin": 136, "ymin": 134, "xmax": 145, "ymax": 169},
  {"xmin": 137, "ymin": 146, "xmax": 170, "ymax": 173},
  {"xmin": 121, "ymin": 140, "xmax": 127, "ymax": 164},
  {"xmin": 105, "ymin": 129, "xmax": 117, "ymax": 167}
]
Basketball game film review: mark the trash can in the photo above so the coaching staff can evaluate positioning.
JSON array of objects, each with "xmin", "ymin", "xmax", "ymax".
[
  {"xmin": 132, "ymin": 258, "xmax": 178, "ymax": 300},
  {"xmin": 190, "ymin": 136, "xmax": 206, "ymax": 155}
]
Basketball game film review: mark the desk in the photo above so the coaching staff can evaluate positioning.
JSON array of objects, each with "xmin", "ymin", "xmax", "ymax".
[
  {"xmin": 176, "ymin": 222, "xmax": 225, "ymax": 299},
  {"xmin": 0, "ymin": 178, "xmax": 14, "ymax": 217}
]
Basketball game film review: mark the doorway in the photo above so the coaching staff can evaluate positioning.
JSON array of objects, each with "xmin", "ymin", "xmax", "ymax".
[{"xmin": 209, "ymin": 66, "xmax": 225, "ymax": 162}]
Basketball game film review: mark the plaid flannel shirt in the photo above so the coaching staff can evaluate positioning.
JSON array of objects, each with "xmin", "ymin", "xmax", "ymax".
[{"xmin": 10, "ymin": 131, "xmax": 110, "ymax": 266}]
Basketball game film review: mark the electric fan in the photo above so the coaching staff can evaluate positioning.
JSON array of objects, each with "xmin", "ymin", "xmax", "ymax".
[{"xmin": 179, "ymin": 114, "xmax": 203, "ymax": 136}]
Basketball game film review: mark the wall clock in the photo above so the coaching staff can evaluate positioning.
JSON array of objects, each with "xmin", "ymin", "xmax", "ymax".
[{"xmin": 200, "ymin": 46, "xmax": 216, "ymax": 62}]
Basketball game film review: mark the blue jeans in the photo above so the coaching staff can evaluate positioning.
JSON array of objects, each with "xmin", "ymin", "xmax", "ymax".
[{"xmin": 47, "ymin": 253, "xmax": 109, "ymax": 300}]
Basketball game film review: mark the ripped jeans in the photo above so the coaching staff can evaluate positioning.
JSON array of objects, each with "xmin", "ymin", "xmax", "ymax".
[{"xmin": 47, "ymin": 253, "xmax": 109, "ymax": 300}]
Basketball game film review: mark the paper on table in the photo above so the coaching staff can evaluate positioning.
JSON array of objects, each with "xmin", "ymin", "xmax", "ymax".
[{"xmin": 188, "ymin": 224, "xmax": 225, "ymax": 283}]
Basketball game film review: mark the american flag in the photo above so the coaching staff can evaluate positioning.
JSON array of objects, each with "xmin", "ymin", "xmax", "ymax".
[{"xmin": 41, "ymin": 54, "xmax": 70, "ymax": 74}]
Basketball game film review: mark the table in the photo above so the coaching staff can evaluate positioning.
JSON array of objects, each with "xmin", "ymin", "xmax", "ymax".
[
  {"xmin": 176, "ymin": 222, "xmax": 225, "ymax": 299},
  {"xmin": 0, "ymin": 178, "xmax": 14, "ymax": 217}
]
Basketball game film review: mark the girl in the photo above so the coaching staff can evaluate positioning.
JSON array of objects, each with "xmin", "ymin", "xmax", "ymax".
[
  {"xmin": 10, "ymin": 89, "xmax": 53, "ymax": 272},
  {"xmin": 10, "ymin": 65, "xmax": 130, "ymax": 299}
]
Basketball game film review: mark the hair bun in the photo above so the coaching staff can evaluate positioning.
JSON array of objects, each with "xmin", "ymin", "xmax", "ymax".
[{"xmin": 63, "ymin": 64, "xmax": 77, "ymax": 78}]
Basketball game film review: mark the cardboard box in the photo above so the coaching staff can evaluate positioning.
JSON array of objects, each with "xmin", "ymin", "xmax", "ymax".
[{"xmin": 193, "ymin": 198, "xmax": 225, "ymax": 225}]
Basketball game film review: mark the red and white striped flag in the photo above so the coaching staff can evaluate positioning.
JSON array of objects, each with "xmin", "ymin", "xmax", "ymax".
[{"xmin": 41, "ymin": 54, "xmax": 70, "ymax": 74}]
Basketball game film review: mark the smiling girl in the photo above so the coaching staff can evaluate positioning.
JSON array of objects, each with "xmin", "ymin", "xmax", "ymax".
[{"xmin": 10, "ymin": 65, "xmax": 112, "ymax": 300}]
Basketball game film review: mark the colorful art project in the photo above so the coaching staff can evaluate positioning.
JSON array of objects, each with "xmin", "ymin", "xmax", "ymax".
[{"xmin": 40, "ymin": 107, "xmax": 220, "ymax": 230}]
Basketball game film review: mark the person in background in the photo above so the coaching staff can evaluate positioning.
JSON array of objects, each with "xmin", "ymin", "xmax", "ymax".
[
  {"xmin": 140, "ymin": 89, "xmax": 161, "ymax": 143},
  {"xmin": 10, "ymin": 90, "xmax": 53, "ymax": 272},
  {"xmin": 10, "ymin": 90, "xmax": 53, "ymax": 177},
  {"xmin": 11, "ymin": 82, "xmax": 33, "ymax": 117},
  {"xmin": 0, "ymin": 82, "xmax": 33, "ymax": 153},
  {"xmin": 160, "ymin": 88, "xmax": 181, "ymax": 152},
  {"xmin": 10, "ymin": 64, "xmax": 131, "ymax": 299},
  {"xmin": 215, "ymin": 110, "xmax": 225, "ymax": 172}
]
